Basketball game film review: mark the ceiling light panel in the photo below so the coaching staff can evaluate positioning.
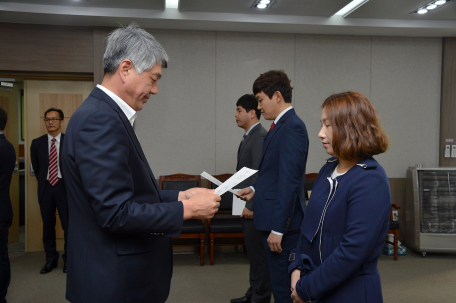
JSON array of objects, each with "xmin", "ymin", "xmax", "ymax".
[
  {"xmin": 253, "ymin": 0, "xmax": 276, "ymax": 9},
  {"xmin": 412, "ymin": 0, "xmax": 453, "ymax": 14},
  {"xmin": 166, "ymin": 0, "xmax": 179, "ymax": 9},
  {"xmin": 333, "ymin": 0, "xmax": 369, "ymax": 17}
]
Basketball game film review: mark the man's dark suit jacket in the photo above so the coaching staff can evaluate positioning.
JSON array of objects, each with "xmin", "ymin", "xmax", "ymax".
[
  {"xmin": 236, "ymin": 123, "xmax": 267, "ymax": 210},
  {"xmin": 253, "ymin": 108, "xmax": 309, "ymax": 234},
  {"xmin": 30, "ymin": 133, "xmax": 65, "ymax": 201},
  {"xmin": 62, "ymin": 87, "xmax": 184, "ymax": 303},
  {"xmin": 0, "ymin": 134, "xmax": 15, "ymax": 225}
]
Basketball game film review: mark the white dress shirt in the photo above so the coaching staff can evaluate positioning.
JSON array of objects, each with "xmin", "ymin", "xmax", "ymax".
[
  {"xmin": 47, "ymin": 132, "xmax": 62, "ymax": 179},
  {"xmin": 97, "ymin": 84, "xmax": 137, "ymax": 127}
]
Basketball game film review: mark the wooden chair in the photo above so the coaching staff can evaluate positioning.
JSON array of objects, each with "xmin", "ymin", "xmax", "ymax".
[
  {"xmin": 159, "ymin": 174, "xmax": 206, "ymax": 266},
  {"xmin": 304, "ymin": 173, "xmax": 318, "ymax": 201},
  {"xmin": 385, "ymin": 204, "xmax": 401, "ymax": 261},
  {"xmin": 206, "ymin": 174, "xmax": 245, "ymax": 265}
]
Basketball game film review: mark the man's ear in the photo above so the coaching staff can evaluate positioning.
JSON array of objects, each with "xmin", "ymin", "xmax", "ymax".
[
  {"xmin": 118, "ymin": 59, "xmax": 133, "ymax": 83},
  {"xmin": 273, "ymin": 91, "xmax": 283, "ymax": 104},
  {"xmin": 249, "ymin": 109, "xmax": 256, "ymax": 119}
]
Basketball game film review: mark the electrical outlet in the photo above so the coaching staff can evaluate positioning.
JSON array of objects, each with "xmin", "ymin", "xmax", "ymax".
[
  {"xmin": 445, "ymin": 145, "xmax": 451, "ymax": 158},
  {"xmin": 392, "ymin": 211, "xmax": 398, "ymax": 221},
  {"xmin": 452, "ymin": 145, "xmax": 456, "ymax": 158}
]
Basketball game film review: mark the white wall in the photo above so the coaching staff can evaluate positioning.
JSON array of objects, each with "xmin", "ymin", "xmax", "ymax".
[{"xmin": 135, "ymin": 30, "xmax": 442, "ymax": 179}]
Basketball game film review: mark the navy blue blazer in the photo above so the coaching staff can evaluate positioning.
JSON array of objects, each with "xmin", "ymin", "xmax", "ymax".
[
  {"xmin": 62, "ymin": 87, "xmax": 184, "ymax": 303},
  {"xmin": 30, "ymin": 133, "xmax": 65, "ymax": 202},
  {"xmin": 0, "ymin": 133, "xmax": 15, "ymax": 224},
  {"xmin": 253, "ymin": 108, "xmax": 309, "ymax": 234},
  {"xmin": 288, "ymin": 157, "xmax": 391, "ymax": 303}
]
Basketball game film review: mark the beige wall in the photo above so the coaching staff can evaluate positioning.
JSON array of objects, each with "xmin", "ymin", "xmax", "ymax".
[
  {"xmin": 132, "ymin": 31, "xmax": 441, "ymax": 179},
  {"xmin": 24, "ymin": 80, "xmax": 93, "ymax": 252}
]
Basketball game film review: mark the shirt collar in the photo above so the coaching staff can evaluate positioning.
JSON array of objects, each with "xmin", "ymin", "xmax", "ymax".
[
  {"xmin": 97, "ymin": 84, "xmax": 137, "ymax": 127},
  {"xmin": 48, "ymin": 132, "xmax": 61, "ymax": 142},
  {"xmin": 245, "ymin": 122, "xmax": 260, "ymax": 136},
  {"xmin": 274, "ymin": 106, "xmax": 293, "ymax": 125}
]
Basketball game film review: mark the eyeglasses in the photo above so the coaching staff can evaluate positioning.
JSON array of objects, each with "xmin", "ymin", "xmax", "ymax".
[{"xmin": 44, "ymin": 118, "xmax": 62, "ymax": 123}]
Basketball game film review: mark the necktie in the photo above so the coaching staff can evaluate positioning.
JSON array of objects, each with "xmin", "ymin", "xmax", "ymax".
[
  {"xmin": 49, "ymin": 138, "xmax": 59, "ymax": 186},
  {"xmin": 270, "ymin": 122, "xmax": 275, "ymax": 132}
]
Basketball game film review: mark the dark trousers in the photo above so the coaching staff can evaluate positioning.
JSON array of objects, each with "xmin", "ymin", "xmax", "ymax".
[
  {"xmin": 262, "ymin": 230, "xmax": 300, "ymax": 303},
  {"xmin": 0, "ymin": 219, "xmax": 12, "ymax": 303},
  {"xmin": 242, "ymin": 218, "xmax": 271, "ymax": 303},
  {"xmin": 39, "ymin": 180, "xmax": 68, "ymax": 263}
]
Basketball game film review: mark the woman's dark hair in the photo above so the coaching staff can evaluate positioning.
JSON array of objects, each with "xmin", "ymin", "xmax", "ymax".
[{"xmin": 322, "ymin": 91, "xmax": 389, "ymax": 160}]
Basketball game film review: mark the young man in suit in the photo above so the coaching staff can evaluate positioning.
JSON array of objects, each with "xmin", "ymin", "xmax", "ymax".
[
  {"xmin": 238, "ymin": 70, "xmax": 309, "ymax": 303},
  {"xmin": 61, "ymin": 23, "xmax": 220, "ymax": 303},
  {"xmin": 231, "ymin": 94, "xmax": 271, "ymax": 303},
  {"xmin": 30, "ymin": 108, "xmax": 69, "ymax": 274},
  {"xmin": 0, "ymin": 107, "xmax": 16, "ymax": 303}
]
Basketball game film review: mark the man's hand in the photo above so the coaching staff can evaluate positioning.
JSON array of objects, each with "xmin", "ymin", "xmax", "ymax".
[
  {"xmin": 267, "ymin": 232, "xmax": 283, "ymax": 253},
  {"xmin": 291, "ymin": 269, "xmax": 300, "ymax": 293},
  {"xmin": 241, "ymin": 207, "xmax": 253, "ymax": 219},
  {"xmin": 182, "ymin": 192, "xmax": 221, "ymax": 220},
  {"xmin": 178, "ymin": 187, "xmax": 213, "ymax": 201},
  {"xmin": 291, "ymin": 288, "xmax": 305, "ymax": 303},
  {"xmin": 237, "ymin": 187, "xmax": 255, "ymax": 201}
]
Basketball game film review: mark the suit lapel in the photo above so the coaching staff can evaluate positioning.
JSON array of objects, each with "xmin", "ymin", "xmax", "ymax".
[
  {"xmin": 92, "ymin": 88, "xmax": 162, "ymax": 195},
  {"xmin": 237, "ymin": 124, "xmax": 260, "ymax": 163},
  {"xmin": 259, "ymin": 109, "xmax": 295, "ymax": 168},
  {"xmin": 42, "ymin": 134, "xmax": 49, "ymax": 170}
]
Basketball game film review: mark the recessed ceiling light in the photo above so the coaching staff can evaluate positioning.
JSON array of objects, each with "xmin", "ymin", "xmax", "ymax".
[
  {"xmin": 165, "ymin": 0, "xmax": 179, "ymax": 9},
  {"xmin": 260, "ymin": 0, "xmax": 271, "ymax": 4},
  {"xmin": 257, "ymin": 4, "xmax": 267, "ymax": 8},
  {"xmin": 413, "ymin": 0, "xmax": 453, "ymax": 14},
  {"xmin": 333, "ymin": 0, "xmax": 370, "ymax": 18}
]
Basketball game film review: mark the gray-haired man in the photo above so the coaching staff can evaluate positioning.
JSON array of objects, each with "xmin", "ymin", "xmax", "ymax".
[{"xmin": 61, "ymin": 23, "xmax": 220, "ymax": 303}]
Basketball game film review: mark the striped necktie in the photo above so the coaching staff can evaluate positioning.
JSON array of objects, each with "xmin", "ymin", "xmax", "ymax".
[{"xmin": 49, "ymin": 138, "xmax": 59, "ymax": 186}]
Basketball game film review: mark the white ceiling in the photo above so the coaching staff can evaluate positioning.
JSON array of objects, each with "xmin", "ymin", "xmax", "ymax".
[{"xmin": 0, "ymin": 0, "xmax": 455, "ymax": 37}]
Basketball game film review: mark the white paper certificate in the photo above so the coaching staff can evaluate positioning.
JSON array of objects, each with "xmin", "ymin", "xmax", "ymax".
[
  {"xmin": 232, "ymin": 190, "xmax": 246, "ymax": 216},
  {"xmin": 200, "ymin": 171, "xmax": 238, "ymax": 195},
  {"xmin": 201, "ymin": 167, "xmax": 258, "ymax": 196}
]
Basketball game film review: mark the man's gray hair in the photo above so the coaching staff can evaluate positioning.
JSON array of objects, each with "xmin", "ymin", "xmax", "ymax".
[{"xmin": 103, "ymin": 23, "xmax": 169, "ymax": 75}]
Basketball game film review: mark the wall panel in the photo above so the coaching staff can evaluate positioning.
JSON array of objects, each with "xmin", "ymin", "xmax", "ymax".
[
  {"xmin": 135, "ymin": 30, "xmax": 217, "ymax": 178},
  {"xmin": 294, "ymin": 35, "xmax": 372, "ymax": 174},
  {"xmin": 214, "ymin": 32, "xmax": 295, "ymax": 175},
  {"xmin": 371, "ymin": 37, "xmax": 442, "ymax": 178},
  {"xmin": 0, "ymin": 23, "xmax": 93, "ymax": 73},
  {"xmin": 440, "ymin": 37, "xmax": 456, "ymax": 167}
]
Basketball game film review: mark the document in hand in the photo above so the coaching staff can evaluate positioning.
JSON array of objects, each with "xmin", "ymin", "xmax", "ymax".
[{"xmin": 200, "ymin": 167, "xmax": 258, "ymax": 196}]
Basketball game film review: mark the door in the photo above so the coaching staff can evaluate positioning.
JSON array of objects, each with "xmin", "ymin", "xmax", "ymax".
[{"xmin": 24, "ymin": 80, "xmax": 93, "ymax": 252}]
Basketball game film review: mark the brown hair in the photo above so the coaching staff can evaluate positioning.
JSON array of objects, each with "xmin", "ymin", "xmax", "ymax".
[
  {"xmin": 252, "ymin": 70, "xmax": 293, "ymax": 103},
  {"xmin": 322, "ymin": 91, "xmax": 389, "ymax": 160}
]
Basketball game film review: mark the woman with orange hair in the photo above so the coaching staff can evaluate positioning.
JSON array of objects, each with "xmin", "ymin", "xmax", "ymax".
[{"xmin": 289, "ymin": 91, "xmax": 391, "ymax": 303}]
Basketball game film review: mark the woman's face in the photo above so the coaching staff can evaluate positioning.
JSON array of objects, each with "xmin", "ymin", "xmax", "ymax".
[{"xmin": 318, "ymin": 107, "xmax": 335, "ymax": 157}]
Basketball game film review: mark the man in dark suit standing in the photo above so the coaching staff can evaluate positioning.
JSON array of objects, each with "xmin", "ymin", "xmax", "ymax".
[
  {"xmin": 231, "ymin": 94, "xmax": 271, "ymax": 303},
  {"xmin": 0, "ymin": 107, "xmax": 16, "ymax": 303},
  {"xmin": 238, "ymin": 70, "xmax": 309, "ymax": 303},
  {"xmin": 30, "ymin": 108, "xmax": 69, "ymax": 274},
  {"xmin": 61, "ymin": 23, "xmax": 220, "ymax": 303}
]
